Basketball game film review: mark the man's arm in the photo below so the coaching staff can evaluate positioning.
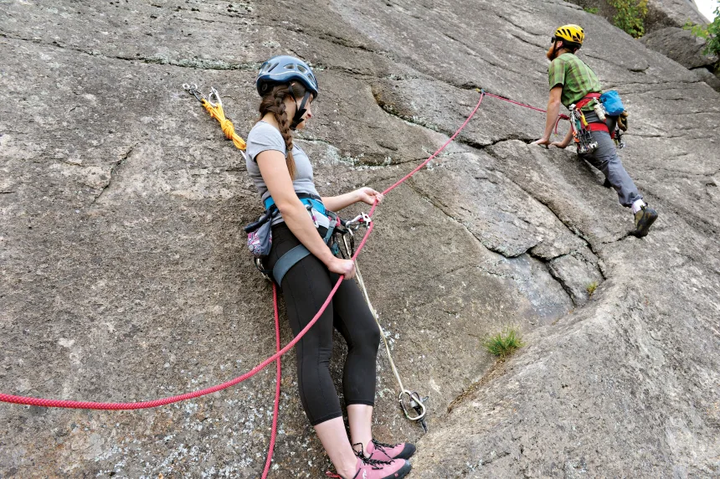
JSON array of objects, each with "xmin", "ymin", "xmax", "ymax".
[
  {"xmin": 532, "ymin": 86, "xmax": 563, "ymax": 146},
  {"xmin": 551, "ymin": 125, "xmax": 573, "ymax": 148}
]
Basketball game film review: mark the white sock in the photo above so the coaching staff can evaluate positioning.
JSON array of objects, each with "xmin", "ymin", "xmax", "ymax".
[{"xmin": 631, "ymin": 199, "xmax": 646, "ymax": 214}]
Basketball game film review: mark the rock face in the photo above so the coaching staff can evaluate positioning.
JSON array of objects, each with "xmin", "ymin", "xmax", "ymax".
[
  {"xmin": 641, "ymin": 26, "xmax": 718, "ymax": 69},
  {"xmin": 640, "ymin": 26, "xmax": 720, "ymax": 91},
  {"xmin": 1, "ymin": 0, "xmax": 719, "ymax": 478},
  {"xmin": 646, "ymin": 0, "xmax": 708, "ymax": 29}
]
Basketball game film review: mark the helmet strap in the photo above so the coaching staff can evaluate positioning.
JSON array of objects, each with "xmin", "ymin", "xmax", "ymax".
[{"xmin": 289, "ymin": 90, "xmax": 312, "ymax": 130}]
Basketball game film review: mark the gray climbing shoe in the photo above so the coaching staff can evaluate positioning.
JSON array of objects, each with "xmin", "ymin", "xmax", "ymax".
[{"xmin": 633, "ymin": 206, "xmax": 658, "ymax": 238}]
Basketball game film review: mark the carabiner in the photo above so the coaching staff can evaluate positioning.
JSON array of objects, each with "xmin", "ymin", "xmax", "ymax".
[
  {"xmin": 345, "ymin": 212, "xmax": 372, "ymax": 232},
  {"xmin": 398, "ymin": 390, "xmax": 426, "ymax": 422},
  {"xmin": 183, "ymin": 83, "xmax": 204, "ymax": 103},
  {"xmin": 207, "ymin": 87, "xmax": 222, "ymax": 108}
]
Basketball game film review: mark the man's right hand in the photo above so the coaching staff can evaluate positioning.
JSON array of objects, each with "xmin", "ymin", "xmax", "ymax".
[{"xmin": 531, "ymin": 137, "xmax": 550, "ymax": 147}]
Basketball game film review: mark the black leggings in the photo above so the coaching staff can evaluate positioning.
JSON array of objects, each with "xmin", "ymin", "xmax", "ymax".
[{"xmin": 266, "ymin": 223, "xmax": 380, "ymax": 426}]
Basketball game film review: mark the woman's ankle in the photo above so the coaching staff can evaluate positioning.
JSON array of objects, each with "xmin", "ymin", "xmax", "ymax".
[{"xmin": 336, "ymin": 456, "xmax": 359, "ymax": 479}]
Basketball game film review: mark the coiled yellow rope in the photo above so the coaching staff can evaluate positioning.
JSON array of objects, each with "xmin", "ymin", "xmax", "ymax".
[{"xmin": 184, "ymin": 84, "xmax": 246, "ymax": 150}]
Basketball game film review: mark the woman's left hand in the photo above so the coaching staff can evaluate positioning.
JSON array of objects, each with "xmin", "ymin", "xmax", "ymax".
[{"xmin": 355, "ymin": 187, "xmax": 384, "ymax": 206}]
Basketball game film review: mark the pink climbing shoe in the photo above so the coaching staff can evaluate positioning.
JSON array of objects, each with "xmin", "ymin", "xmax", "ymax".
[
  {"xmin": 365, "ymin": 439, "xmax": 416, "ymax": 461},
  {"xmin": 326, "ymin": 445, "xmax": 412, "ymax": 479}
]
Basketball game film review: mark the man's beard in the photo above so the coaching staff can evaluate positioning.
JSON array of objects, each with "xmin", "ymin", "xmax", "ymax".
[{"xmin": 546, "ymin": 44, "xmax": 557, "ymax": 60}]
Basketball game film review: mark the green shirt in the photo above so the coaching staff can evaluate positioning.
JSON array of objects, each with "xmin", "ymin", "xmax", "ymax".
[{"xmin": 548, "ymin": 53, "xmax": 602, "ymax": 110}]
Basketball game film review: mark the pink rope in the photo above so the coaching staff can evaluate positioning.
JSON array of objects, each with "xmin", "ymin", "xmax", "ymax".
[
  {"xmin": 0, "ymin": 91, "xmax": 484, "ymax": 410},
  {"xmin": 483, "ymin": 91, "xmax": 569, "ymax": 134},
  {"xmin": 382, "ymin": 92, "xmax": 486, "ymax": 196},
  {"xmin": 261, "ymin": 285, "xmax": 282, "ymax": 479}
]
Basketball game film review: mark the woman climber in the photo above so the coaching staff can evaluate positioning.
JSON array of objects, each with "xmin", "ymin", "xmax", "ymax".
[{"xmin": 245, "ymin": 55, "xmax": 414, "ymax": 479}]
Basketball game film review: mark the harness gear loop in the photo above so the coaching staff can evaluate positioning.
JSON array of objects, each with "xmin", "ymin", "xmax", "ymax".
[
  {"xmin": 184, "ymin": 84, "xmax": 247, "ymax": 151},
  {"xmin": 569, "ymin": 103, "xmax": 598, "ymax": 155}
]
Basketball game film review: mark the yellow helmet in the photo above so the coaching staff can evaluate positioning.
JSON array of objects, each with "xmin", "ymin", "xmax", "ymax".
[{"xmin": 553, "ymin": 24, "xmax": 585, "ymax": 45}]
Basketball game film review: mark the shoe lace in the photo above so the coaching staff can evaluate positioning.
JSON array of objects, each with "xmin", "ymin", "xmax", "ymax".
[
  {"xmin": 353, "ymin": 442, "xmax": 393, "ymax": 470},
  {"xmin": 371, "ymin": 438, "xmax": 396, "ymax": 453}
]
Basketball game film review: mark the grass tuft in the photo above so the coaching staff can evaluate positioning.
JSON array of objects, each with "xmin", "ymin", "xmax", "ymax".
[
  {"xmin": 586, "ymin": 281, "xmax": 598, "ymax": 296},
  {"xmin": 483, "ymin": 328, "xmax": 524, "ymax": 358}
]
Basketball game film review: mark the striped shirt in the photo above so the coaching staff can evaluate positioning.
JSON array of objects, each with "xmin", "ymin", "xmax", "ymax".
[{"xmin": 548, "ymin": 53, "xmax": 602, "ymax": 110}]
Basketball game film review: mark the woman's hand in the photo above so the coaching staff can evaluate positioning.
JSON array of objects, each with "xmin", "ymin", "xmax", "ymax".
[
  {"xmin": 355, "ymin": 187, "xmax": 384, "ymax": 206},
  {"xmin": 327, "ymin": 257, "xmax": 356, "ymax": 280}
]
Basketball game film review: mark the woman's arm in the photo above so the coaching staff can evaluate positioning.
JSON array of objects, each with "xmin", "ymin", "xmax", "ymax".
[
  {"xmin": 322, "ymin": 187, "xmax": 384, "ymax": 212},
  {"xmin": 257, "ymin": 149, "xmax": 355, "ymax": 278}
]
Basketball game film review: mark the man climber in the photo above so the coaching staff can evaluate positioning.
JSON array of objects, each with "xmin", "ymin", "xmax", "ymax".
[{"xmin": 532, "ymin": 24, "xmax": 658, "ymax": 237}]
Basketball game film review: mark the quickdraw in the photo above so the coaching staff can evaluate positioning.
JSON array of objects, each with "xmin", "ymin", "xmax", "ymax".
[
  {"xmin": 568, "ymin": 102, "xmax": 599, "ymax": 155},
  {"xmin": 182, "ymin": 84, "xmax": 247, "ymax": 151}
]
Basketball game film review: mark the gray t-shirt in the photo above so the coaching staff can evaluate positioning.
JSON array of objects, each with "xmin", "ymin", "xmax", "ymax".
[{"xmin": 245, "ymin": 121, "xmax": 320, "ymax": 206}]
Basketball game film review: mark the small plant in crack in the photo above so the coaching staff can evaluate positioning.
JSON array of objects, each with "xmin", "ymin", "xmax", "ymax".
[
  {"xmin": 586, "ymin": 281, "xmax": 599, "ymax": 296},
  {"xmin": 483, "ymin": 328, "xmax": 524, "ymax": 359}
]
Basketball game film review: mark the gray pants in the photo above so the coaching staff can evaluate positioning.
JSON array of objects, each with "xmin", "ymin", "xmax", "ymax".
[{"xmin": 580, "ymin": 130, "xmax": 642, "ymax": 207}]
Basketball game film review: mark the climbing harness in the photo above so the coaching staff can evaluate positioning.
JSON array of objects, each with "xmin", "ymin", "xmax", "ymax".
[{"xmin": 245, "ymin": 193, "xmax": 343, "ymax": 285}]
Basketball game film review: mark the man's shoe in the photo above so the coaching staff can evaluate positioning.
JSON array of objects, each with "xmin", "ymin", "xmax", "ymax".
[
  {"xmin": 365, "ymin": 439, "xmax": 416, "ymax": 461},
  {"xmin": 633, "ymin": 205, "xmax": 658, "ymax": 237}
]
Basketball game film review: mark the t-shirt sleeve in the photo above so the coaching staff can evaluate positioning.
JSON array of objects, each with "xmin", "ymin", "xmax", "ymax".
[
  {"xmin": 548, "ymin": 58, "xmax": 566, "ymax": 90},
  {"xmin": 246, "ymin": 123, "xmax": 286, "ymax": 163}
]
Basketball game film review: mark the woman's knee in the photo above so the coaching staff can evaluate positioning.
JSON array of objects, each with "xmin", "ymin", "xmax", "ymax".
[{"xmin": 353, "ymin": 323, "xmax": 381, "ymax": 355}]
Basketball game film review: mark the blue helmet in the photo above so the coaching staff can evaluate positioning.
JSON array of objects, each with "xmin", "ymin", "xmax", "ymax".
[{"xmin": 256, "ymin": 55, "xmax": 319, "ymax": 99}]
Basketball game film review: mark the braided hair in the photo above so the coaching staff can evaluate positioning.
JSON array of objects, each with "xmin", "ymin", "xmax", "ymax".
[{"xmin": 257, "ymin": 83, "xmax": 304, "ymax": 179}]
